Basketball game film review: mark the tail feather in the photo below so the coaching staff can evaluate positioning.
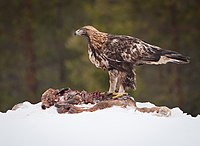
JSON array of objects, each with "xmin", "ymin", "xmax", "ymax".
[
  {"xmin": 161, "ymin": 50, "xmax": 190, "ymax": 64},
  {"xmin": 140, "ymin": 45, "xmax": 190, "ymax": 65}
]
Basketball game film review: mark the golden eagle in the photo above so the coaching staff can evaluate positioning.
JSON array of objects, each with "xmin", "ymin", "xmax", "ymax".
[{"xmin": 74, "ymin": 26, "xmax": 189, "ymax": 97}]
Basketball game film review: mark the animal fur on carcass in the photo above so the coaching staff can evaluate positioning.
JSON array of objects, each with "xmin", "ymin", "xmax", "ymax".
[{"xmin": 40, "ymin": 88, "xmax": 171, "ymax": 117}]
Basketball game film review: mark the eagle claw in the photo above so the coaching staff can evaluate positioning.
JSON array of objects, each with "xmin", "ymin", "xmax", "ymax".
[{"xmin": 112, "ymin": 92, "xmax": 129, "ymax": 99}]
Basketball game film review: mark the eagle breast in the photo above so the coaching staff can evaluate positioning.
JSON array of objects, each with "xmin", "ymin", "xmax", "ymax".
[{"xmin": 88, "ymin": 46, "xmax": 109, "ymax": 70}]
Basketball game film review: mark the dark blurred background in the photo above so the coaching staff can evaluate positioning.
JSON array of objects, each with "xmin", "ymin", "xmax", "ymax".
[{"xmin": 0, "ymin": 0, "xmax": 199, "ymax": 116}]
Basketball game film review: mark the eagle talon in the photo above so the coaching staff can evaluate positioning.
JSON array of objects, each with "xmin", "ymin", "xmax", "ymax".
[{"xmin": 112, "ymin": 92, "xmax": 128, "ymax": 99}]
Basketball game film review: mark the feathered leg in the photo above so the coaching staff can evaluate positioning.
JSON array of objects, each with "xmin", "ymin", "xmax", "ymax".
[
  {"xmin": 112, "ymin": 71, "xmax": 128, "ymax": 98},
  {"xmin": 108, "ymin": 70, "xmax": 118, "ymax": 93},
  {"xmin": 118, "ymin": 72, "xmax": 126, "ymax": 93}
]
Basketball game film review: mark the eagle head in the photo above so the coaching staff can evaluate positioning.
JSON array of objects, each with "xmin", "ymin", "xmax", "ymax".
[{"xmin": 74, "ymin": 26, "xmax": 99, "ymax": 36}]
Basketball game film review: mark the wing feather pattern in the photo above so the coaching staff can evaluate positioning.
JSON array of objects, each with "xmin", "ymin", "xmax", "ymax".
[{"xmin": 105, "ymin": 35, "xmax": 189, "ymax": 66}]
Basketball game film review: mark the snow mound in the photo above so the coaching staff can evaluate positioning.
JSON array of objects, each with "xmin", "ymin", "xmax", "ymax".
[{"xmin": 0, "ymin": 101, "xmax": 200, "ymax": 146}]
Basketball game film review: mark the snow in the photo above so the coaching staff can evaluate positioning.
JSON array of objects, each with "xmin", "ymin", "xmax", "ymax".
[{"xmin": 0, "ymin": 101, "xmax": 200, "ymax": 146}]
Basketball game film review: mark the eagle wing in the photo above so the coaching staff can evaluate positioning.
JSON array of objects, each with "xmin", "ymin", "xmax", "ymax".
[
  {"xmin": 104, "ymin": 35, "xmax": 189, "ymax": 66},
  {"xmin": 102, "ymin": 34, "xmax": 189, "ymax": 90}
]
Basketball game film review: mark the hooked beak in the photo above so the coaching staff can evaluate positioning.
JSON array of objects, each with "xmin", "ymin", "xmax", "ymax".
[{"xmin": 74, "ymin": 29, "xmax": 85, "ymax": 36}]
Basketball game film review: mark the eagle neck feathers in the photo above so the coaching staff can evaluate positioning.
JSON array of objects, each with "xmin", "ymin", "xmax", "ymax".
[{"xmin": 86, "ymin": 31, "xmax": 108, "ymax": 51}]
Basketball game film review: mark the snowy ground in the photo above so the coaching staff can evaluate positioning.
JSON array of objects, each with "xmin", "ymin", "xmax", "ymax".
[{"xmin": 0, "ymin": 101, "xmax": 200, "ymax": 146}]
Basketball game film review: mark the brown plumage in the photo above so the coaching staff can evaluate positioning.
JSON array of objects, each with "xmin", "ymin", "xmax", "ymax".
[{"xmin": 74, "ymin": 26, "xmax": 190, "ymax": 94}]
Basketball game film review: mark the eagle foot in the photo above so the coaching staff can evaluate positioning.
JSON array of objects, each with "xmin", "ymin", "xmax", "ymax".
[{"xmin": 111, "ymin": 92, "xmax": 129, "ymax": 99}]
